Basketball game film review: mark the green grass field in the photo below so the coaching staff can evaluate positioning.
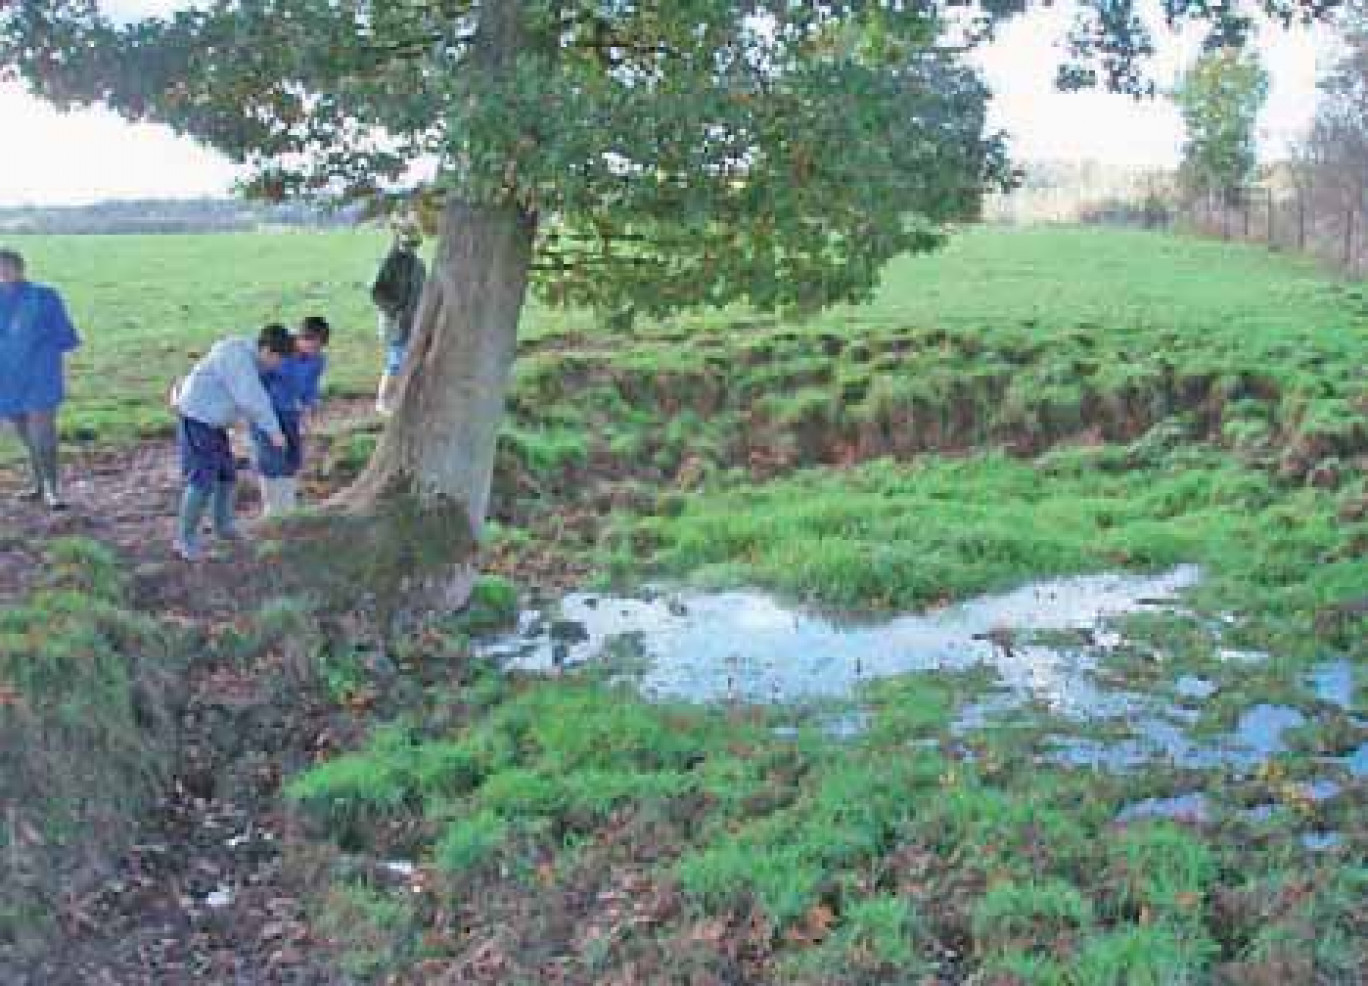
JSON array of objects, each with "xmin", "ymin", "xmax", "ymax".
[
  {"xmin": 3, "ymin": 225, "xmax": 1364, "ymax": 981},
  {"xmin": 1, "ymin": 230, "xmax": 596, "ymax": 443},
  {"xmin": 4, "ymin": 225, "xmax": 1363, "ymax": 448}
]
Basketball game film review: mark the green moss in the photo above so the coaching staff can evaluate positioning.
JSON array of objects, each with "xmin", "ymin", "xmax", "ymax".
[
  {"xmin": 971, "ymin": 878, "xmax": 1094, "ymax": 957},
  {"xmin": 450, "ymin": 575, "xmax": 520, "ymax": 636},
  {"xmin": 435, "ymin": 810, "xmax": 510, "ymax": 875},
  {"xmin": 1071, "ymin": 923, "xmax": 1215, "ymax": 985},
  {"xmin": 313, "ymin": 881, "xmax": 417, "ymax": 979},
  {"xmin": 0, "ymin": 545, "xmax": 179, "ymax": 953},
  {"xmin": 1108, "ymin": 824, "xmax": 1217, "ymax": 923}
]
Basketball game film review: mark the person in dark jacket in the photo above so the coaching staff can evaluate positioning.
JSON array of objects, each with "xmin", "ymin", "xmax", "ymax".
[
  {"xmin": 0, "ymin": 249, "xmax": 81, "ymax": 510},
  {"xmin": 370, "ymin": 217, "xmax": 426, "ymax": 416}
]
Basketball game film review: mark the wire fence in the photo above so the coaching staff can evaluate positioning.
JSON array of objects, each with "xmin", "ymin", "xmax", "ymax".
[
  {"xmin": 988, "ymin": 180, "xmax": 1368, "ymax": 277},
  {"xmin": 1176, "ymin": 186, "xmax": 1368, "ymax": 275}
]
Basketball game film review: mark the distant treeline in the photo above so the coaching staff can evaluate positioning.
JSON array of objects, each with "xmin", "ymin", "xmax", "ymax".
[
  {"xmin": 0, "ymin": 197, "xmax": 366, "ymax": 235},
  {"xmin": 986, "ymin": 159, "xmax": 1173, "ymax": 225}
]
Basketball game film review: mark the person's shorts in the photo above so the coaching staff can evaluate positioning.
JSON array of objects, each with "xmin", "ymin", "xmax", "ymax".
[{"xmin": 385, "ymin": 341, "xmax": 408, "ymax": 376}]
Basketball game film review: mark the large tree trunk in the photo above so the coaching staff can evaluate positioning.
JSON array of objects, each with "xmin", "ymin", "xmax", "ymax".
[
  {"xmin": 335, "ymin": 197, "xmax": 537, "ymax": 611},
  {"xmin": 300, "ymin": 1, "xmax": 536, "ymax": 622}
]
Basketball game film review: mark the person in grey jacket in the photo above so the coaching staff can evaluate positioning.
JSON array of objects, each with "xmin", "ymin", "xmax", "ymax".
[
  {"xmin": 171, "ymin": 324, "xmax": 293, "ymax": 561},
  {"xmin": 370, "ymin": 216, "xmax": 426, "ymax": 416}
]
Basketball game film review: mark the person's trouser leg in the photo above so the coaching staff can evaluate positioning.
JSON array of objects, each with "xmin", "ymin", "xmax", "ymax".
[
  {"xmin": 211, "ymin": 480, "xmax": 240, "ymax": 538},
  {"xmin": 376, "ymin": 372, "xmax": 396, "ymax": 416},
  {"xmin": 259, "ymin": 476, "xmax": 287, "ymax": 517},
  {"xmin": 177, "ymin": 484, "xmax": 211, "ymax": 558},
  {"xmin": 177, "ymin": 416, "xmax": 233, "ymax": 557},
  {"xmin": 8, "ymin": 415, "xmax": 43, "ymax": 499},
  {"xmin": 377, "ymin": 341, "xmax": 406, "ymax": 416},
  {"xmin": 258, "ymin": 475, "xmax": 275, "ymax": 517},
  {"xmin": 26, "ymin": 411, "xmax": 63, "ymax": 507},
  {"xmin": 254, "ymin": 421, "xmax": 300, "ymax": 518},
  {"xmin": 253, "ymin": 430, "xmax": 276, "ymax": 519}
]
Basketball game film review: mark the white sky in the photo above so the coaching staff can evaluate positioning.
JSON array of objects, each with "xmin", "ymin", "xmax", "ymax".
[
  {"xmin": 0, "ymin": 0, "xmax": 1336, "ymax": 206},
  {"xmin": 975, "ymin": 5, "xmax": 1329, "ymax": 169}
]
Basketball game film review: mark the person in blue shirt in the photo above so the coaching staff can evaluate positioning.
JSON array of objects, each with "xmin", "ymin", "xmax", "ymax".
[
  {"xmin": 292, "ymin": 315, "xmax": 330, "ymax": 430},
  {"xmin": 251, "ymin": 315, "xmax": 330, "ymax": 515},
  {"xmin": 0, "ymin": 249, "xmax": 81, "ymax": 510}
]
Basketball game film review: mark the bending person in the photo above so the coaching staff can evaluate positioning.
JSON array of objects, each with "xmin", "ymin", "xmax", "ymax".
[
  {"xmin": 0, "ymin": 248, "xmax": 81, "ymax": 510},
  {"xmin": 370, "ymin": 216, "xmax": 426, "ymax": 416},
  {"xmin": 170, "ymin": 325, "xmax": 292, "ymax": 562}
]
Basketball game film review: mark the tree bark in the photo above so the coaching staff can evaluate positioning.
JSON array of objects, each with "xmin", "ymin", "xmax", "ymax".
[
  {"xmin": 336, "ymin": 197, "xmax": 537, "ymax": 609},
  {"xmin": 345, "ymin": 198, "xmax": 535, "ymax": 519},
  {"xmin": 324, "ymin": 1, "xmax": 538, "ymax": 618}
]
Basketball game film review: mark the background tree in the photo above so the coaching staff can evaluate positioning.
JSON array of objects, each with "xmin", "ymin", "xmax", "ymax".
[
  {"xmin": 1174, "ymin": 46, "xmax": 1271, "ymax": 205},
  {"xmin": 0, "ymin": 0, "xmax": 1338, "ymax": 605},
  {"xmin": 1297, "ymin": 0, "xmax": 1368, "ymax": 235}
]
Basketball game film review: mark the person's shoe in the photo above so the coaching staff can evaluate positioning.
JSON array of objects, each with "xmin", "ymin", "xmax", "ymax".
[
  {"xmin": 216, "ymin": 526, "xmax": 247, "ymax": 543},
  {"xmin": 16, "ymin": 488, "xmax": 42, "ymax": 504},
  {"xmin": 41, "ymin": 483, "xmax": 68, "ymax": 512},
  {"xmin": 172, "ymin": 538, "xmax": 204, "ymax": 563}
]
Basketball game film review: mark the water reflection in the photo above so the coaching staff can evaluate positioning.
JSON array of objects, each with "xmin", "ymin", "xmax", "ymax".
[{"xmin": 491, "ymin": 566, "xmax": 1202, "ymax": 708}]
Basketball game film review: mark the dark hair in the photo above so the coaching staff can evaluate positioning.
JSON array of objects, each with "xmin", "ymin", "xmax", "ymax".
[
  {"xmin": 257, "ymin": 323, "xmax": 296, "ymax": 356},
  {"xmin": 0, "ymin": 249, "xmax": 25, "ymax": 272},
  {"xmin": 300, "ymin": 315, "xmax": 331, "ymax": 345}
]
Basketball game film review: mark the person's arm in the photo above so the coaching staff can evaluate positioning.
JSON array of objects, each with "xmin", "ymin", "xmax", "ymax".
[
  {"xmin": 223, "ymin": 347, "xmax": 285, "ymax": 443},
  {"xmin": 43, "ymin": 288, "xmax": 80, "ymax": 352},
  {"xmin": 298, "ymin": 358, "xmax": 325, "ymax": 432},
  {"xmin": 371, "ymin": 253, "xmax": 404, "ymax": 315}
]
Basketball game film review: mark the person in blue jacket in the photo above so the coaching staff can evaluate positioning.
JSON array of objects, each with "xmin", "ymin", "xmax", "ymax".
[
  {"xmin": 251, "ymin": 315, "xmax": 330, "ymax": 515},
  {"xmin": 291, "ymin": 315, "xmax": 331, "ymax": 433},
  {"xmin": 0, "ymin": 249, "xmax": 81, "ymax": 510}
]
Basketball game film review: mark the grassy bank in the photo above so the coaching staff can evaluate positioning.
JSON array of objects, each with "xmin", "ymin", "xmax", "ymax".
[{"xmin": 0, "ymin": 539, "xmax": 182, "ymax": 954}]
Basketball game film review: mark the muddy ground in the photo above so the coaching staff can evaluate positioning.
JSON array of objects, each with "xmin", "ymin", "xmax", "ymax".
[{"xmin": 0, "ymin": 408, "xmax": 378, "ymax": 985}]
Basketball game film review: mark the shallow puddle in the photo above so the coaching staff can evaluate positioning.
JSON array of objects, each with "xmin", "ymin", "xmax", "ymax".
[
  {"xmin": 487, "ymin": 566, "xmax": 1361, "ymax": 787},
  {"xmin": 1049, "ymin": 717, "xmax": 1230, "ymax": 772},
  {"xmin": 1116, "ymin": 793, "xmax": 1210, "ymax": 824},
  {"xmin": 1308, "ymin": 660, "xmax": 1356, "ymax": 711},
  {"xmin": 492, "ymin": 565, "xmax": 1202, "ymax": 708},
  {"xmin": 1343, "ymin": 743, "xmax": 1368, "ymax": 777},
  {"xmin": 1231, "ymin": 704, "xmax": 1307, "ymax": 763}
]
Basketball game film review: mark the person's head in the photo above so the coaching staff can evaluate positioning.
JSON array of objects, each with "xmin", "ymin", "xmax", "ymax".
[
  {"xmin": 0, "ymin": 249, "xmax": 25, "ymax": 284},
  {"xmin": 256, "ymin": 322, "xmax": 296, "ymax": 371},
  {"xmin": 391, "ymin": 215, "xmax": 422, "ymax": 249},
  {"xmin": 297, "ymin": 315, "xmax": 331, "ymax": 356}
]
